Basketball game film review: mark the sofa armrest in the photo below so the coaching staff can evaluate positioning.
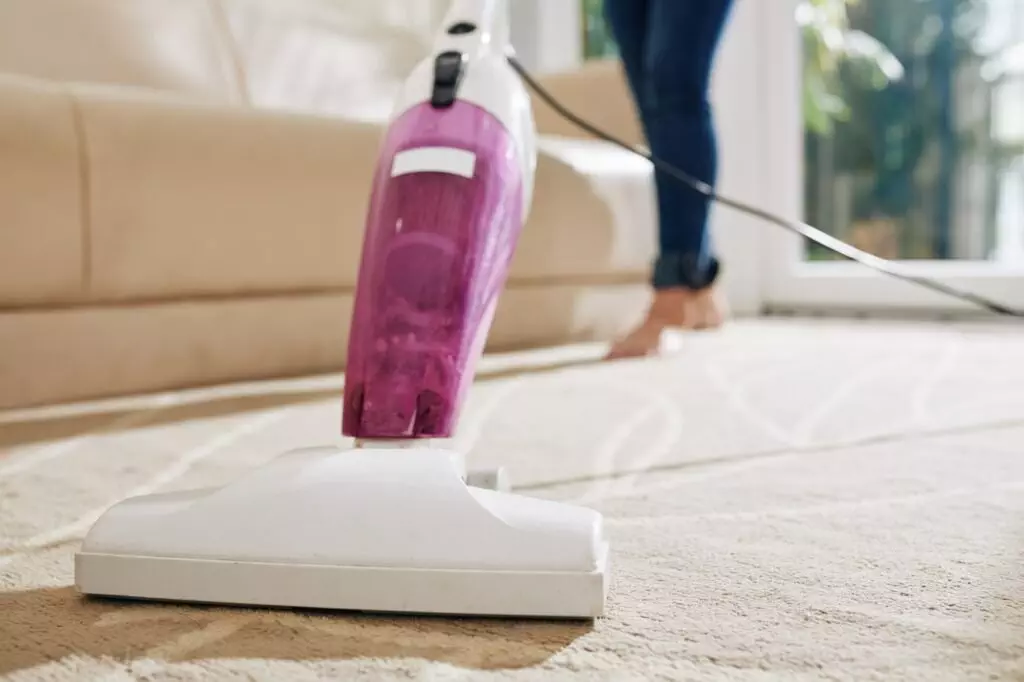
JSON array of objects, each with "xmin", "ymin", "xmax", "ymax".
[{"xmin": 530, "ymin": 58, "xmax": 645, "ymax": 149}]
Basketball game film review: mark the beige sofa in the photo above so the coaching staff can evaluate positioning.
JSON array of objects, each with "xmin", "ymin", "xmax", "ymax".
[{"xmin": 0, "ymin": 0, "xmax": 656, "ymax": 410}]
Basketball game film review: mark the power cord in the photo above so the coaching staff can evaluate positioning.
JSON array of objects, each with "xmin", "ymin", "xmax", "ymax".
[{"xmin": 507, "ymin": 55, "xmax": 1024, "ymax": 319}]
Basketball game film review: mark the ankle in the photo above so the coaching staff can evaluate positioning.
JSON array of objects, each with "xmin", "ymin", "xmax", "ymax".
[
  {"xmin": 645, "ymin": 285, "xmax": 727, "ymax": 330},
  {"xmin": 646, "ymin": 288, "xmax": 690, "ymax": 327}
]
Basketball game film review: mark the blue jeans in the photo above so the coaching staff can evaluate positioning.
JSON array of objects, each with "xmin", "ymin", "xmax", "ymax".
[{"xmin": 604, "ymin": 0, "xmax": 734, "ymax": 290}]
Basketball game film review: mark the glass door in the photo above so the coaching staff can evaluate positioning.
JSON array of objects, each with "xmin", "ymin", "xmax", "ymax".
[{"xmin": 761, "ymin": 0, "xmax": 1024, "ymax": 315}]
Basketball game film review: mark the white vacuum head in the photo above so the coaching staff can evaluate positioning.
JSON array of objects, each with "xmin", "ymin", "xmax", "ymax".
[{"xmin": 76, "ymin": 446, "xmax": 609, "ymax": 619}]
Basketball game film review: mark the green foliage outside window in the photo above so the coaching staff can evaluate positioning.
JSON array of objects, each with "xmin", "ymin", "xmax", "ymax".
[{"xmin": 581, "ymin": 0, "xmax": 617, "ymax": 59}]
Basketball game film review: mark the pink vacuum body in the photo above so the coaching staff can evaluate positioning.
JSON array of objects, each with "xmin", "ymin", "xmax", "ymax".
[{"xmin": 342, "ymin": 101, "xmax": 525, "ymax": 439}]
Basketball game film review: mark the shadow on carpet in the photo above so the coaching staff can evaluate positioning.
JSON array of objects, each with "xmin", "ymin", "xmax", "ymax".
[{"xmin": 0, "ymin": 586, "xmax": 591, "ymax": 675}]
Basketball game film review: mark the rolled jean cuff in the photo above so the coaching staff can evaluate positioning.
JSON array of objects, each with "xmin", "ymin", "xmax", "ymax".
[{"xmin": 651, "ymin": 252, "xmax": 721, "ymax": 290}]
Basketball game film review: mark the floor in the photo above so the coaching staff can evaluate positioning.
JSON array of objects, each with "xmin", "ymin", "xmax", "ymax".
[{"xmin": 2, "ymin": 319, "xmax": 1023, "ymax": 681}]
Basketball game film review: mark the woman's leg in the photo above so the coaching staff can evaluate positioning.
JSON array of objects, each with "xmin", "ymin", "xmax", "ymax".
[
  {"xmin": 602, "ymin": 0, "xmax": 650, "ymax": 110},
  {"xmin": 644, "ymin": 0, "xmax": 733, "ymax": 284},
  {"xmin": 608, "ymin": 0, "xmax": 735, "ymax": 359}
]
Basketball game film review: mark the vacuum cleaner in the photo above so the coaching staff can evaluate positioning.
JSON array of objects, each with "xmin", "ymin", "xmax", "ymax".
[{"xmin": 75, "ymin": 0, "xmax": 608, "ymax": 620}]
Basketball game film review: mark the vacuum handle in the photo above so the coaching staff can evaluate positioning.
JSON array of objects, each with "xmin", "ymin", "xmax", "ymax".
[{"xmin": 434, "ymin": 0, "xmax": 511, "ymax": 56}]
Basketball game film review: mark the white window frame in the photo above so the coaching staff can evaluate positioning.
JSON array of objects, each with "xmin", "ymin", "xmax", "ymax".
[{"xmin": 758, "ymin": 0, "xmax": 1024, "ymax": 317}]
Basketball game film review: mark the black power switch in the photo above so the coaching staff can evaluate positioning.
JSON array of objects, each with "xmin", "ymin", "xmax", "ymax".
[
  {"xmin": 447, "ymin": 21, "xmax": 477, "ymax": 35},
  {"xmin": 431, "ymin": 50, "xmax": 466, "ymax": 109}
]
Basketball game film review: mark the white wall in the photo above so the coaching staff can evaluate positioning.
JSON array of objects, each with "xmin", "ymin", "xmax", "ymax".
[
  {"xmin": 707, "ymin": 0, "xmax": 773, "ymax": 315},
  {"xmin": 509, "ymin": 0, "xmax": 583, "ymax": 73},
  {"xmin": 718, "ymin": 0, "xmax": 805, "ymax": 316}
]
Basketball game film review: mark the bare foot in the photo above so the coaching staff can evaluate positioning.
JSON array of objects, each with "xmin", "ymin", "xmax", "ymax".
[
  {"xmin": 606, "ymin": 287, "xmax": 726, "ymax": 360},
  {"xmin": 690, "ymin": 286, "xmax": 728, "ymax": 331}
]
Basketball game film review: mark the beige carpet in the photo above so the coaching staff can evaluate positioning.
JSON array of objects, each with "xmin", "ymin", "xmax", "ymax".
[{"xmin": 2, "ymin": 319, "xmax": 1024, "ymax": 681}]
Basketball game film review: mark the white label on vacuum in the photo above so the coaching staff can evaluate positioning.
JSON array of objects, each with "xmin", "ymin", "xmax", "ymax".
[{"xmin": 391, "ymin": 147, "xmax": 476, "ymax": 179}]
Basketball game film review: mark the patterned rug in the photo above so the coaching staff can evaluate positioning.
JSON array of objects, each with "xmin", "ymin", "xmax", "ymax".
[{"xmin": 2, "ymin": 319, "xmax": 1023, "ymax": 681}]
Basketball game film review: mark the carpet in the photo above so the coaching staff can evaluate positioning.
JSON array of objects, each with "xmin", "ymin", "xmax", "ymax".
[{"xmin": 2, "ymin": 319, "xmax": 1024, "ymax": 681}]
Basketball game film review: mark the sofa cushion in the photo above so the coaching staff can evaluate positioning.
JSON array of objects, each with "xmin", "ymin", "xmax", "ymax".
[
  {"xmin": 512, "ymin": 137, "xmax": 657, "ymax": 283},
  {"xmin": 76, "ymin": 86, "xmax": 380, "ymax": 301},
  {"xmin": 0, "ymin": 75, "xmax": 83, "ymax": 306},
  {"xmin": 0, "ymin": 0, "xmax": 243, "ymax": 103},
  {"xmin": 215, "ymin": 0, "xmax": 429, "ymax": 121},
  {"xmin": 75, "ymin": 85, "xmax": 654, "ymax": 303},
  {"xmin": 532, "ymin": 59, "xmax": 645, "ymax": 150}
]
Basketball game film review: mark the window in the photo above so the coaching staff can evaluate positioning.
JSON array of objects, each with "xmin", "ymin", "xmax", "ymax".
[
  {"xmin": 579, "ymin": 0, "xmax": 1024, "ymax": 267},
  {"xmin": 802, "ymin": 0, "xmax": 1024, "ymax": 263},
  {"xmin": 581, "ymin": 0, "xmax": 617, "ymax": 60},
  {"xmin": 759, "ymin": 0, "xmax": 1024, "ymax": 314}
]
